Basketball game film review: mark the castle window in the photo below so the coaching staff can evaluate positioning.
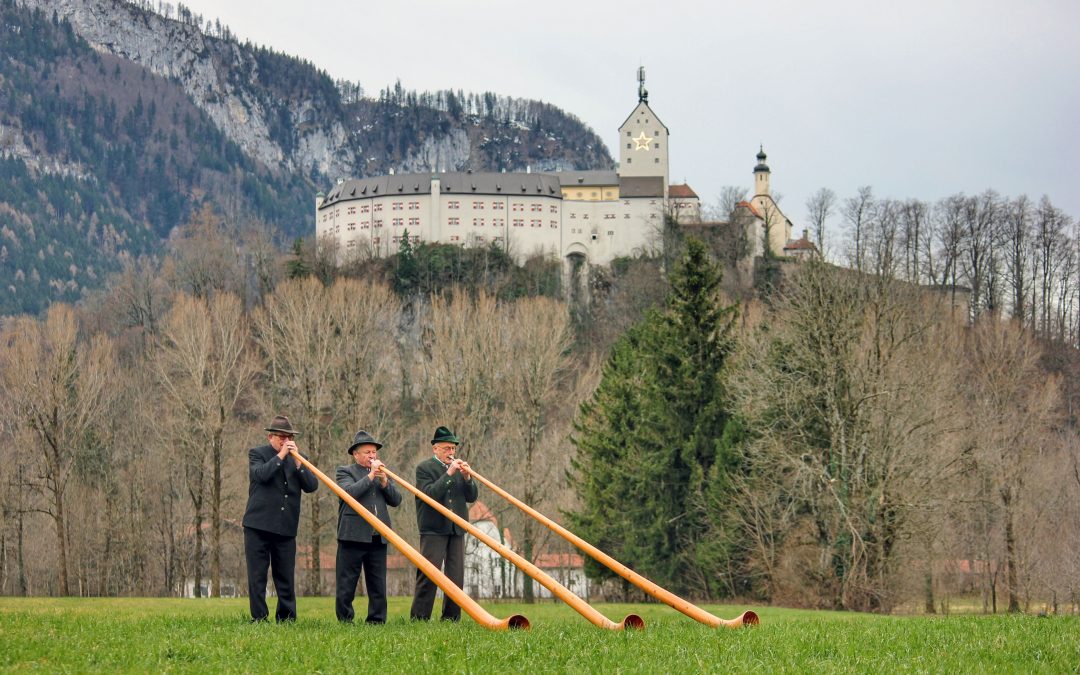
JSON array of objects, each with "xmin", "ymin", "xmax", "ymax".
[
  {"xmin": 347, "ymin": 223, "xmax": 357, "ymax": 231},
  {"xmin": 627, "ymin": 158, "xmax": 631, "ymax": 163},
  {"xmin": 513, "ymin": 219, "xmax": 524, "ymax": 227},
  {"xmin": 392, "ymin": 202, "xmax": 403, "ymax": 210},
  {"xmin": 448, "ymin": 217, "xmax": 460, "ymax": 226},
  {"xmin": 626, "ymin": 143, "xmax": 631, "ymax": 149},
  {"xmin": 550, "ymin": 221, "xmax": 558, "ymax": 228},
  {"xmin": 626, "ymin": 131, "xmax": 631, "ymax": 137},
  {"xmin": 409, "ymin": 201, "xmax": 420, "ymax": 210},
  {"xmin": 492, "ymin": 202, "xmax": 504, "ymax": 210},
  {"xmin": 374, "ymin": 220, "xmax": 383, "ymax": 228},
  {"xmin": 373, "ymin": 237, "xmax": 380, "ymax": 244},
  {"xmin": 448, "ymin": 201, "xmax": 460, "ymax": 209},
  {"xmin": 654, "ymin": 143, "xmax": 659, "ymax": 149},
  {"xmin": 408, "ymin": 217, "xmax": 419, "ymax": 226},
  {"xmin": 374, "ymin": 204, "xmax": 383, "ymax": 212},
  {"xmin": 450, "ymin": 235, "xmax": 460, "ymax": 242},
  {"xmin": 530, "ymin": 219, "xmax": 541, "ymax": 228},
  {"xmin": 607, "ymin": 231, "xmax": 614, "ymax": 236},
  {"xmin": 392, "ymin": 218, "xmax": 403, "ymax": 227},
  {"xmin": 655, "ymin": 158, "xmax": 660, "ymax": 163},
  {"xmin": 361, "ymin": 205, "xmax": 370, "ymax": 213},
  {"xmin": 347, "ymin": 207, "xmax": 356, "ymax": 215},
  {"xmin": 624, "ymin": 214, "xmax": 630, "ymax": 219},
  {"xmin": 473, "ymin": 201, "xmax": 484, "ymax": 209}
]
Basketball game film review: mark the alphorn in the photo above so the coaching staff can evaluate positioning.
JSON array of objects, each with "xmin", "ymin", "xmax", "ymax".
[
  {"xmin": 287, "ymin": 450, "xmax": 529, "ymax": 631},
  {"xmin": 381, "ymin": 466, "xmax": 644, "ymax": 631},
  {"xmin": 468, "ymin": 469, "xmax": 759, "ymax": 629}
]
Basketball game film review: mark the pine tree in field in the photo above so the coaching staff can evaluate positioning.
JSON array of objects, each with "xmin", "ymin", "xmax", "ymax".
[{"xmin": 568, "ymin": 239, "xmax": 739, "ymax": 597}]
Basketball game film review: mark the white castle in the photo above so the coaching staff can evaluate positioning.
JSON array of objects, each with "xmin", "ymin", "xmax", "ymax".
[{"xmin": 316, "ymin": 69, "xmax": 796, "ymax": 267}]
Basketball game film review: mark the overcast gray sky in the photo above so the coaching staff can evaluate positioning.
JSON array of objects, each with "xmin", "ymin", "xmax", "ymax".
[{"xmin": 178, "ymin": 0, "xmax": 1079, "ymax": 229}]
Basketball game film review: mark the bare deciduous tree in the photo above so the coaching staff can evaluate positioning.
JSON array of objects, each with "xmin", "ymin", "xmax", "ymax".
[
  {"xmin": 964, "ymin": 318, "xmax": 1059, "ymax": 612},
  {"xmin": 805, "ymin": 187, "xmax": 836, "ymax": 260},
  {"xmin": 0, "ymin": 305, "xmax": 116, "ymax": 595},
  {"xmin": 155, "ymin": 292, "xmax": 257, "ymax": 597}
]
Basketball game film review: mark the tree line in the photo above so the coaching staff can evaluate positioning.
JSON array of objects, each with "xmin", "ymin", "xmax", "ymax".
[{"xmin": 2, "ymin": 190, "xmax": 1078, "ymax": 613}]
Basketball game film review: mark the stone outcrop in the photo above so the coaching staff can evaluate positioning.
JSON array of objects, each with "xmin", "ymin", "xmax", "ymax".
[{"xmin": 19, "ymin": 0, "xmax": 353, "ymax": 178}]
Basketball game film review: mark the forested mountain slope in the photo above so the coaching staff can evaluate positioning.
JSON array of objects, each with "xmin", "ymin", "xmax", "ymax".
[{"xmin": 1, "ymin": 0, "xmax": 611, "ymax": 315}]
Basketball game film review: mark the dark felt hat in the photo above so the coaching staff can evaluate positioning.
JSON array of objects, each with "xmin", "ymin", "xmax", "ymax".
[
  {"xmin": 348, "ymin": 429, "xmax": 383, "ymax": 455},
  {"xmin": 430, "ymin": 425, "xmax": 460, "ymax": 445},
  {"xmin": 265, "ymin": 415, "xmax": 299, "ymax": 436}
]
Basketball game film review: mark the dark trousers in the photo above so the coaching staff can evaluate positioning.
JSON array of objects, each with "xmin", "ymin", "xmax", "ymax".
[
  {"xmin": 410, "ymin": 534, "xmax": 465, "ymax": 621},
  {"xmin": 335, "ymin": 537, "xmax": 389, "ymax": 623},
  {"xmin": 244, "ymin": 527, "xmax": 298, "ymax": 622}
]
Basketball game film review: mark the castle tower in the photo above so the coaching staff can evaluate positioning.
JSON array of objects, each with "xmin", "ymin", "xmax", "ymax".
[
  {"xmin": 618, "ymin": 67, "xmax": 669, "ymax": 195},
  {"xmin": 753, "ymin": 146, "xmax": 771, "ymax": 196}
]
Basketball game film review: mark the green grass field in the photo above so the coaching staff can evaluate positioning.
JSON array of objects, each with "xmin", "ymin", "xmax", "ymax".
[{"xmin": 1, "ymin": 597, "xmax": 1077, "ymax": 673}]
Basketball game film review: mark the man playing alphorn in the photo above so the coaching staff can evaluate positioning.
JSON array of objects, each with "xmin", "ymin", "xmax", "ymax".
[
  {"xmin": 242, "ymin": 415, "xmax": 318, "ymax": 622},
  {"xmin": 334, "ymin": 430, "xmax": 401, "ymax": 624},
  {"xmin": 409, "ymin": 426, "xmax": 477, "ymax": 621}
]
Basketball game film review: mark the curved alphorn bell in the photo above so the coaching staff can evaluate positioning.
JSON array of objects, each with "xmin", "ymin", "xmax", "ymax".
[
  {"xmin": 287, "ymin": 449, "xmax": 529, "ymax": 631},
  {"xmin": 381, "ymin": 466, "xmax": 644, "ymax": 631},
  {"xmin": 468, "ymin": 469, "xmax": 759, "ymax": 629}
]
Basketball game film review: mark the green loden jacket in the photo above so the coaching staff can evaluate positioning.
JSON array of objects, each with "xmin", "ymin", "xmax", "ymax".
[{"xmin": 414, "ymin": 455, "xmax": 478, "ymax": 536}]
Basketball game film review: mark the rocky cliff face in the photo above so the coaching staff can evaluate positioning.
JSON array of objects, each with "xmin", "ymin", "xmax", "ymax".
[
  {"xmin": 18, "ymin": 0, "xmax": 610, "ymax": 186},
  {"xmin": 19, "ymin": 0, "xmax": 354, "ymax": 178}
]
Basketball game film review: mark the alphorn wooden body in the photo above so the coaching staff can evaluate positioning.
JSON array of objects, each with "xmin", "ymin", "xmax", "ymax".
[
  {"xmin": 468, "ymin": 469, "xmax": 759, "ymax": 629},
  {"xmin": 382, "ymin": 466, "xmax": 644, "ymax": 630},
  {"xmin": 287, "ymin": 450, "xmax": 529, "ymax": 630}
]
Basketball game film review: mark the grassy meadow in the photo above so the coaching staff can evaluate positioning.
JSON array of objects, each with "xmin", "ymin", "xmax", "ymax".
[{"xmin": 1, "ymin": 596, "xmax": 1077, "ymax": 673}]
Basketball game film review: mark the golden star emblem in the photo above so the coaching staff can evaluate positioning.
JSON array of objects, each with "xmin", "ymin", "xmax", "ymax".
[{"xmin": 634, "ymin": 132, "xmax": 653, "ymax": 150}]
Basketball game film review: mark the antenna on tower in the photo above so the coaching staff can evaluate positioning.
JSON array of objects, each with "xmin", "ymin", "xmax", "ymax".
[{"xmin": 637, "ymin": 66, "xmax": 648, "ymax": 103}]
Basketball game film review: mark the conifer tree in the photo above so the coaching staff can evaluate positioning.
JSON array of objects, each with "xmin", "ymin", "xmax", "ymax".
[{"xmin": 568, "ymin": 239, "xmax": 738, "ymax": 597}]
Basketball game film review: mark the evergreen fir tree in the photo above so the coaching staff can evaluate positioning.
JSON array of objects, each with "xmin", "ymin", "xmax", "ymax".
[{"xmin": 568, "ymin": 238, "xmax": 740, "ymax": 597}]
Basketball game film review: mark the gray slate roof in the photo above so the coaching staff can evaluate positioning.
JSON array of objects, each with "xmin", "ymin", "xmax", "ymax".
[{"xmin": 618, "ymin": 176, "xmax": 665, "ymax": 197}]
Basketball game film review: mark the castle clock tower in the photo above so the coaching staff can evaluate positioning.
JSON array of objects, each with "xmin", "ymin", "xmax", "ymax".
[{"xmin": 618, "ymin": 67, "xmax": 669, "ymax": 195}]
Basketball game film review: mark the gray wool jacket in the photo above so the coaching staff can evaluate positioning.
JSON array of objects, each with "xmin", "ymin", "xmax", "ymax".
[{"xmin": 335, "ymin": 463, "xmax": 402, "ymax": 543}]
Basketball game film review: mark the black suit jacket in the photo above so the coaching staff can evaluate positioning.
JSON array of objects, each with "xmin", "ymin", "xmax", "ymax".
[
  {"xmin": 242, "ymin": 444, "xmax": 318, "ymax": 537},
  {"xmin": 335, "ymin": 463, "xmax": 402, "ymax": 543},
  {"xmin": 414, "ymin": 456, "xmax": 478, "ymax": 536}
]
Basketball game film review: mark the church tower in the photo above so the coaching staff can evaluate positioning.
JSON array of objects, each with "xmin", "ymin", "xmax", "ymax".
[
  {"xmin": 750, "ymin": 146, "xmax": 792, "ymax": 256},
  {"xmin": 753, "ymin": 146, "xmax": 771, "ymax": 196},
  {"xmin": 618, "ymin": 67, "xmax": 669, "ymax": 195}
]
